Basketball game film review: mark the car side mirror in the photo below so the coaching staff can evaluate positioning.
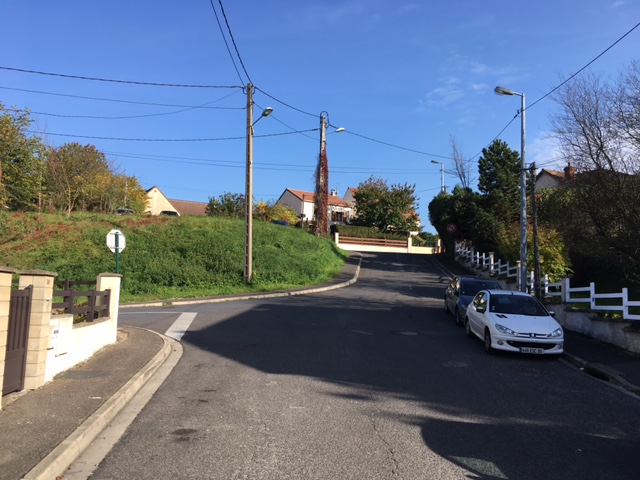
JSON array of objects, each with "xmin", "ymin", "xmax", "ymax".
[
  {"xmin": 476, "ymin": 306, "xmax": 486, "ymax": 314},
  {"xmin": 548, "ymin": 311, "xmax": 555, "ymax": 317}
]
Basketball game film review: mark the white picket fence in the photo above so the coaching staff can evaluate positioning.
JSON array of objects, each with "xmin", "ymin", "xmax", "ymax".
[{"xmin": 454, "ymin": 242, "xmax": 640, "ymax": 321}]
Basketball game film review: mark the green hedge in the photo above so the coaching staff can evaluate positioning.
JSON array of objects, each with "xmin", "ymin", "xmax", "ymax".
[{"xmin": 334, "ymin": 224, "xmax": 407, "ymax": 240}]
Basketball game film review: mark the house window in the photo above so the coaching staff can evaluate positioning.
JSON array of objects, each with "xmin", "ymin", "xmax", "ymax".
[{"xmin": 332, "ymin": 211, "xmax": 344, "ymax": 222}]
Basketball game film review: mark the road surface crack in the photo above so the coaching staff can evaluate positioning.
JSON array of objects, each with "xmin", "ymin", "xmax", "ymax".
[{"xmin": 369, "ymin": 411, "xmax": 399, "ymax": 479}]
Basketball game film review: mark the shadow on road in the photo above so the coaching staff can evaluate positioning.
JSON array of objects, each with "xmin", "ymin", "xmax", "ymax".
[{"xmin": 181, "ymin": 252, "xmax": 640, "ymax": 479}]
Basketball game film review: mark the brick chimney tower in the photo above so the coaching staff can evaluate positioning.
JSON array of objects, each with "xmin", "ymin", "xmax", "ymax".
[{"xmin": 564, "ymin": 162, "xmax": 576, "ymax": 179}]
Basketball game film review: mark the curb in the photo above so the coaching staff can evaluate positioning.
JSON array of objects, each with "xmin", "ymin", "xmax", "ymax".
[
  {"xmin": 562, "ymin": 352, "xmax": 640, "ymax": 396},
  {"xmin": 121, "ymin": 254, "xmax": 363, "ymax": 309},
  {"xmin": 20, "ymin": 256, "xmax": 363, "ymax": 479},
  {"xmin": 434, "ymin": 255, "xmax": 640, "ymax": 396},
  {"xmin": 22, "ymin": 328, "xmax": 173, "ymax": 480}
]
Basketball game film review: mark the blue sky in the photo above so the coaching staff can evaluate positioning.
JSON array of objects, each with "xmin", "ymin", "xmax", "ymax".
[{"xmin": 2, "ymin": 1, "xmax": 639, "ymax": 232}]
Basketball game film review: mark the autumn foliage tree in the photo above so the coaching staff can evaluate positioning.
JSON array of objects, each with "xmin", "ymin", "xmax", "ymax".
[
  {"xmin": 352, "ymin": 176, "xmax": 420, "ymax": 234},
  {"xmin": 0, "ymin": 103, "xmax": 47, "ymax": 211},
  {"xmin": 1, "ymin": 105, "xmax": 147, "ymax": 215}
]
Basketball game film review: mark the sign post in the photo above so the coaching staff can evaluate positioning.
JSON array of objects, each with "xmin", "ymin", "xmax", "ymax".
[{"xmin": 106, "ymin": 229, "xmax": 126, "ymax": 274}]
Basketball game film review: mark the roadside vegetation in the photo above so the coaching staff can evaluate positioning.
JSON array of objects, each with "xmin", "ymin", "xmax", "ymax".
[
  {"xmin": 0, "ymin": 212, "xmax": 348, "ymax": 303},
  {"xmin": 429, "ymin": 60, "xmax": 640, "ymax": 291}
]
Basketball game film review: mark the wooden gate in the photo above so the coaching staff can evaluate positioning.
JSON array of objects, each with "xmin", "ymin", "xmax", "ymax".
[{"xmin": 3, "ymin": 286, "xmax": 33, "ymax": 395}]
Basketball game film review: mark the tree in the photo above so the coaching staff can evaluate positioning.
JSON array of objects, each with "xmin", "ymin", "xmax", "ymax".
[
  {"xmin": 477, "ymin": 139, "xmax": 521, "ymax": 223},
  {"xmin": 428, "ymin": 186, "xmax": 483, "ymax": 252},
  {"xmin": 254, "ymin": 200, "xmax": 299, "ymax": 224},
  {"xmin": 353, "ymin": 176, "xmax": 420, "ymax": 234},
  {"xmin": 449, "ymin": 136, "xmax": 474, "ymax": 190},
  {"xmin": 102, "ymin": 174, "xmax": 148, "ymax": 214},
  {"xmin": 549, "ymin": 64, "xmax": 640, "ymax": 286},
  {"xmin": 206, "ymin": 192, "xmax": 246, "ymax": 218},
  {"xmin": 0, "ymin": 104, "xmax": 48, "ymax": 211},
  {"xmin": 473, "ymin": 139, "xmax": 522, "ymax": 252},
  {"xmin": 47, "ymin": 143, "xmax": 111, "ymax": 215}
]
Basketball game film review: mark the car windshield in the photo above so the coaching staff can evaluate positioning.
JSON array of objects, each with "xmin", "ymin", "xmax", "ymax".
[
  {"xmin": 460, "ymin": 280, "xmax": 500, "ymax": 297},
  {"xmin": 490, "ymin": 295, "xmax": 548, "ymax": 316}
]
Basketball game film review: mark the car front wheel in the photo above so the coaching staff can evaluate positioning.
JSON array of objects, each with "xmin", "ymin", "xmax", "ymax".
[{"xmin": 484, "ymin": 329, "xmax": 494, "ymax": 354}]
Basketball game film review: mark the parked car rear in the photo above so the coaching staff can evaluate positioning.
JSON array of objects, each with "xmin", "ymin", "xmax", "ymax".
[{"xmin": 445, "ymin": 276, "xmax": 502, "ymax": 326}]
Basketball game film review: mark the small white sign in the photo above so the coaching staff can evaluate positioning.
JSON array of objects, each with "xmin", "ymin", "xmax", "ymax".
[{"xmin": 106, "ymin": 229, "xmax": 126, "ymax": 253}]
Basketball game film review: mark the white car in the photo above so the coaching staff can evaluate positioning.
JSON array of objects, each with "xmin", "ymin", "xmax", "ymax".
[{"xmin": 464, "ymin": 290, "xmax": 564, "ymax": 355}]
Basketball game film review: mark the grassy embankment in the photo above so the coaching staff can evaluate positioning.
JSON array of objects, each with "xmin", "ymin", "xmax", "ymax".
[{"xmin": 0, "ymin": 212, "xmax": 348, "ymax": 303}]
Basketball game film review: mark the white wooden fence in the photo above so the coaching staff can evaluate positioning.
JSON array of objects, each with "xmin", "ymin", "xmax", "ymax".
[{"xmin": 455, "ymin": 242, "xmax": 640, "ymax": 321}]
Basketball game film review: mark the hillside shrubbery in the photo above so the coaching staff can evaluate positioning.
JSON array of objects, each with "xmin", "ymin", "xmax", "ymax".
[{"xmin": 0, "ymin": 212, "xmax": 347, "ymax": 302}]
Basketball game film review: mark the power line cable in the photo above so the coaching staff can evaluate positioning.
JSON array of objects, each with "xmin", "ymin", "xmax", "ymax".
[
  {"xmin": 254, "ymin": 87, "xmax": 318, "ymax": 118},
  {"xmin": 471, "ymin": 20, "xmax": 640, "ymax": 161},
  {"xmin": 345, "ymin": 130, "xmax": 452, "ymax": 160},
  {"xmin": 216, "ymin": 0, "xmax": 253, "ymax": 85},
  {"xmin": 526, "ymin": 20, "xmax": 640, "ymax": 111},
  {"xmin": 254, "ymin": 102, "xmax": 317, "ymax": 140},
  {"xmin": 20, "ymin": 96, "xmax": 243, "ymax": 120},
  {"xmin": 0, "ymin": 66, "xmax": 240, "ymax": 88},
  {"xmin": 108, "ymin": 150, "xmax": 437, "ymax": 175},
  {"xmin": 208, "ymin": 0, "xmax": 246, "ymax": 85},
  {"xmin": 0, "ymin": 86, "xmax": 243, "ymax": 109},
  {"xmin": 32, "ymin": 129, "xmax": 317, "ymax": 142}
]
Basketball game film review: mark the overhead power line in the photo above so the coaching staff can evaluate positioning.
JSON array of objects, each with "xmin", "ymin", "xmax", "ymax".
[
  {"xmin": 208, "ymin": 0, "xmax": 246, "ymax": 85},
  {"xmin": 215, "ymin": 0, "xmax": 253, "ymax": 85},
  {"xmin": 0, "ymin": 86, "xmax": 243, "ymax": 109},
  {"xmin": 345, "ymin": 131, "xmax": 452, "ymax": 160},
  {"xmin": 526, "ymin": 19, "xmax": 640, "ymax": 111},
  {"xmin": 0, "ymin": 66, "xmax": 241, "ymax": 88},
  {"xmin": 33, "ymin": 129, "xmax": 318, "ymax": 142}
]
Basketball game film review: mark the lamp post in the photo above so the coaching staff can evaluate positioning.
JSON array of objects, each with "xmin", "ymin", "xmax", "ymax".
[
  {"xmin": 430, "ymin": 160, "xmax": 445, "ymax": 193},
  {"xmin": 494, "ymin": 85, "xmax": 527, "ymax": 292},
  {"xmin": 244, "ymin": 83, "xmax": 273, "ymax": 283}
]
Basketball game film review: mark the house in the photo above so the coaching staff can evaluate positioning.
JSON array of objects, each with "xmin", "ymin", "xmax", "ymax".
[
  {"xmin": 535, "ymin": 163, "xmax": 576, "ymax": 189},
  {"xmin": 343, "ymin": 187, "xmax": 357, "ymax": 207},
  {"xmin": 146, "ymin": 186, "xmax": 208, "ymax": 216},
  {"xmin": 276, "ymin": 188, "xmax": 354, "ymax": 225}
]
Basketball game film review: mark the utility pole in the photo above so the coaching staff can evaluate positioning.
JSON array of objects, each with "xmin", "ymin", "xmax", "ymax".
[
  {"xmin": 315, "ymin": 113, "xmax": 329, "ymax": 236},
  {"xmin": 519, "ymin": 93, "xmax": 528, "ymax": 292},
  {"xmin": 244, "ymin": 83, "xmax": 254, "ymax": 283}
]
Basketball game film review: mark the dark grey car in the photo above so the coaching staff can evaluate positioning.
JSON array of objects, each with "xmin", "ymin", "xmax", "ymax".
[{"xmin": 444, "ymin": 276, "xmax": 502, "ymax": 326}]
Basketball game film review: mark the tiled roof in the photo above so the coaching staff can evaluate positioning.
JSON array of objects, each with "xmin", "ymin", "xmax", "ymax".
[
  {"xmin": 538, "ymin": 169, "xmax": 564, "ymax": 179},
  {"xmin": 168, "ymin": 199, "xmax": 208, "ymax": 216},
  {"xmin": 286, "ymin": 188, "xmax": 352, "ymax": 207}
]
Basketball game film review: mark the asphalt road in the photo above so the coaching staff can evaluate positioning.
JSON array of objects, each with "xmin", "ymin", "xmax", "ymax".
[{"xmin": 92, "ymin": 253, "xmax": 640, "ymax": 479}]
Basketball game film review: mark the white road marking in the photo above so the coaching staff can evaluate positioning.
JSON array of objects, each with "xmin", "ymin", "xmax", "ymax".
[
  {"xmin": 165, "ymin": 312, "xmax": 197, "ymax": 341},
  {"xmin": 351, "ymin": 330, "xmax": 374, "ymax": 336}
]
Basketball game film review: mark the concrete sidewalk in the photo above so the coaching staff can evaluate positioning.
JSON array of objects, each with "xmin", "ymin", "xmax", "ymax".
[
  {"xmin": 0, "ymin": 327, "xmax": 171, "ymax": 480},
  {"xmin": 0, "ymin": 253, "xmax": 638, "ymax": 480}
]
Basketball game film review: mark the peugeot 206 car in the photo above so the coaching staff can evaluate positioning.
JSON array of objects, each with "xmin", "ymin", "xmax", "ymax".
[
  {"xmin": 464, "ymin": 290, "xmax": 564, "ymax": 355},
  {"xmin": 444, "ymin": 276, "xmax": 502, "ymax": 326}
]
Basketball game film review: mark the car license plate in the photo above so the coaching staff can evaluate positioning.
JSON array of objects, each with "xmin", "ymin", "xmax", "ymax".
[{"xmin": 520, "ymin": 347, "xmax": 544, "ymax": 354}]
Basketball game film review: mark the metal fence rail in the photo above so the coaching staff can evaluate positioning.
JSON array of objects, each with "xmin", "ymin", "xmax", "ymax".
[{"xmin": 52, "ymin": 281, "xmax": 110, "ymax": 321}]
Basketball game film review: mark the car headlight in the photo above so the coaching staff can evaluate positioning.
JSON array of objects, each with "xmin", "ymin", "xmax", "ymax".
[
  {"xmin": 495, "ymin": 323, "xmax": 515, "ymax": 335},
  {"xmin": 547, "ymin": 328, "xmax": 563, "ymax": 338}
]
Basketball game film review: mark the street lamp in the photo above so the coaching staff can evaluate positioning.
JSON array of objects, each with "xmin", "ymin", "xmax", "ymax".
[
  {"xmin": 494, "ymin": 85, "xmax": 527, "ymax": 292},
  {"xmin": 244, "ymin": 82, "xmax": 273, "ymax": 283},
  {"xmin": 430, "ymin": 160, "xmax": 445, "ymax": 193},
  {"xmin": 316, "ymin": 112, "xmax": 344, "ymax": 236}
]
